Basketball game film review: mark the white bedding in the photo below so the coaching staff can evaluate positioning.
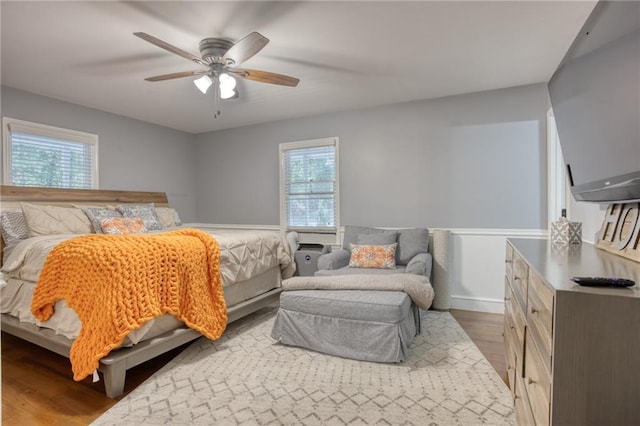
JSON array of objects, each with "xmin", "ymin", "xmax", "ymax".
[
  {"xmin": 2, "ymin": 227, "xmax": 295, "ymax": 286},
  {"xmin": 1, "ymin": 277, "xmax": 181, "ymax": 344},
  {"xmin": 0, "ymin": 226, "xmax": 294, "ymax": 342}
]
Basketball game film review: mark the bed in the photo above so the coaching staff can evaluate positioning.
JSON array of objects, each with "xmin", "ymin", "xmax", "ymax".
[{"xmin": 0, "ymin": 185, "xmax": 295, "ymax": 398}]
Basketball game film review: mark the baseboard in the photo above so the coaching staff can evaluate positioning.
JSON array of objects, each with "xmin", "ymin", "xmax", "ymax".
[{"xmin": 450, "ymin": 295, "xmax": 505, "ymax": 314}]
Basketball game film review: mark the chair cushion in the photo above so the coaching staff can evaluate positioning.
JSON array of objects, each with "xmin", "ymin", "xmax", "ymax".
[
  {"xmin": 342, "ymin": 225, "xmax": 387, "ymax": 252},
  {"xmin": 357, "ymin": 230, "xmax": 397, "ymax": 245},
  {"xmin": 279, "ymin": 290, "xmax": 411, "ymax": 323},
  {"xmin": 397, "ymin": 228, "xmax": 429, "ymax": 265}
]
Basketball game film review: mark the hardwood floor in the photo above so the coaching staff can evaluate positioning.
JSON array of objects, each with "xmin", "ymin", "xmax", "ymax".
[
  {"xmin": 450, "ymin": 309, "xmax": 508, "ymax": 385},
  {"xmin": 2, "ymin": 310, "xmax": 507, "ymax": 425}
]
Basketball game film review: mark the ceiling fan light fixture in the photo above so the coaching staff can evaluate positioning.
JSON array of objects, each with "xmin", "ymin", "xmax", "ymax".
[
  {"xmin": 219, "ymin": 73, "xmax": 237, "ymax": 91},
  {"xmin": 220, "ymin": 87, "xmax": 236, "ymax": 99},
  {"xmin": 194, "ymin": 75, "xmax": 212, "ymax": 94}
]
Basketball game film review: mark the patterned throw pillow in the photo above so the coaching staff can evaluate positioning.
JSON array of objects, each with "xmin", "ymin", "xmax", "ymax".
[
  {"xmin": 116, "ymin": 204, "xmax": 163, "ymax": 231},
  {"xmin": 81, "ymin": 207, "xmax": 122, "ymax": 233},
  {"xmin": 1, "ymin": 210, "xmax": 30, "ymax": 243},
  {"xmin": 99, "ymin": 217, "xmax": 147, "ymax": 235},
  {"xmin": 348, "ymin": 243, "xmax": 398, "ymax": 269}
]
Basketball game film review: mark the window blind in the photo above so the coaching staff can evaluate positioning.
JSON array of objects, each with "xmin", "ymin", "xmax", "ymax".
[
  {"xmin": 283, "ymin": 144, "xmax": 336, "ymax": 232},
  {"xmin": 4, "ymin": 120, "xmax": 98, "ymax": 189}
]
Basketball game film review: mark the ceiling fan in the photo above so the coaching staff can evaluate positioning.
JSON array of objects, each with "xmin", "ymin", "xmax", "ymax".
[{"xmin": 134, "ymin": 31, "xmax": 299, "ymax": 115}]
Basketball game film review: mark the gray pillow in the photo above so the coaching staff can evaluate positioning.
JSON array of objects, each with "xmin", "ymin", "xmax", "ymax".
[
  {"xmin": 0, "ymin": 210, "xmax": 29, "ymax": 243},
  {"xmin": 81, "ymin": 207, "xmax": 122, "ymax": 234},
  {"xmin": 396, "ymin": 228, "xmax": 429, "ymax": 265},
  {"xmin": 342, "ymin": 225, "xmax": 390, "ymax": 252},
  {"xmin": 357, "ymin": 230, "xmax": 397, "ymax": 246},
  {"xmin": 116, "ymin": 203, "xmax": 163, "ymax": 231}
]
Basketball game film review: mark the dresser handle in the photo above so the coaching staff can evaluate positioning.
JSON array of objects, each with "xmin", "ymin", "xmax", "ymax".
[
  {"xmin": 531, "ymin": 307, "xmax": 539, "ymax": 314},
  {"xmin": 528, "ymin": 378, "xmax": 536, "ymax": 385},
  {"xmin": 505, "ymin": 259, "xmax": 512, "ymax": 264},
  {"xmin": 504, "ymin": 296, "xmax": 511, "ymax": 301}
]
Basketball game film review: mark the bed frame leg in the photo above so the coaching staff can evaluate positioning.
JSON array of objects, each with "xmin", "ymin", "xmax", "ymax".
[{"xmin": 100, "ymin": 362, "xmax": 126, "ymax": 399}]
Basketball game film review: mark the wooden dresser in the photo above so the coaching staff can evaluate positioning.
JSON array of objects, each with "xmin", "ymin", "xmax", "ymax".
[{"xmin": 504, "ymin": 238, "xmax": 640, "ymax": 425}]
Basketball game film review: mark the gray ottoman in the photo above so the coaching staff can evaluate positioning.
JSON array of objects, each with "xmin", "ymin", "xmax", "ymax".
[{"xmin": 271, "ymin": 290, "xmax": 420, "ymax": 362}]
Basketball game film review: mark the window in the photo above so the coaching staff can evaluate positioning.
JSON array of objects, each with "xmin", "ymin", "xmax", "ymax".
[
  {"xmin": 279, "ymin": 137, "xmax": 339, "ymax": 234},
  {"xmin": 2, "ymin": 117, "xmax": 98, "ymax": 189}
]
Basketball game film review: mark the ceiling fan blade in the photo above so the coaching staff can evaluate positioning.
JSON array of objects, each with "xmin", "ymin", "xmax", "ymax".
[
  {"xmin": 232, "ymin": 68, "xmax": 299, "ymax": 87},
  {"xmin": 134, "ymin": 32, "xmax": 206, "ymax": 65},
  {"xmin": 144, "ymin": 70, "xmax": 207, "ymax": 82},
  {"xmin": 223, "ymin": 32, "xmax": 269, "ymax": 66}
]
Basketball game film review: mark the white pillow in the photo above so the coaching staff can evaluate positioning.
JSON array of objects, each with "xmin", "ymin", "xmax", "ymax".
[
  {"xmin": 155, "ymin": 207, "xmax": 182, "ymax": 228},
  {"xmin": 21, "ymin": 202, "xmax": 93, "ymax": 237}
]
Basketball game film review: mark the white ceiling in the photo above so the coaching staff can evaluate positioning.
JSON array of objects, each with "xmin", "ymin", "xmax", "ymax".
[{"xmin": 1, "ymin": 1, "xmax": 596, "ymax": 134}]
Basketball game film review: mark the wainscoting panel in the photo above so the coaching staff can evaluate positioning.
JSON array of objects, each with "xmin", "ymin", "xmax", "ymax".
[{"xmin": 448, "ymin": 229, "xmax": 547, "ymax": 313}]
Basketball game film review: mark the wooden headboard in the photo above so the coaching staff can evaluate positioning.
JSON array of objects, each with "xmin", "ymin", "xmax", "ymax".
[
  {"xmin": 0, "ymin": 185, "xmax": 170, "ymax": 259},
  {"xmin": 0, "ymin": 185, "xmax": 169, "ymax": 206}
]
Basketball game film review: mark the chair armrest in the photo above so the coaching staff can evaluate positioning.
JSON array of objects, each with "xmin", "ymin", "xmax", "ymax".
[
  {"xmin": 405, "ymin": 252, "xmax": 433, "ymax": 277},
  {"xmin": 317, "ymin": 248, "xmax": 350, "ymax": 270}
]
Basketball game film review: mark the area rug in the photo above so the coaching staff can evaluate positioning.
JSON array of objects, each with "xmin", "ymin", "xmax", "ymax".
[{"xmin": 93, "ymin": 307, "xmax": 515, "ymax": 425}]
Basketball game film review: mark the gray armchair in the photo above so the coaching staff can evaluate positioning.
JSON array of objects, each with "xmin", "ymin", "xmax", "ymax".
[{"xmin": 315, "ymin": 225, "xmax": 431, "ymax": 277}]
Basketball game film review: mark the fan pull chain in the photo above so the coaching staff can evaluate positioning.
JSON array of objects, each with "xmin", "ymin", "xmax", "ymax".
[{"xmin": 212, "ymin": 75, "xmax": 221, "ymax": 119}]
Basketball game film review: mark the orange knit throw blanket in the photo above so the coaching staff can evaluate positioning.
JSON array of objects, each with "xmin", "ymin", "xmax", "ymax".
[{"xmin": 31, "ymin": 228, "xmax": 227, "ymax": 381}]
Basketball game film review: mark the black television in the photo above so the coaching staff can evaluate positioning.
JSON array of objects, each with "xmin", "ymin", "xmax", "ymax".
[{"xmin": 548, "ymin": 0, "xmax": 640, "ymax": 203}]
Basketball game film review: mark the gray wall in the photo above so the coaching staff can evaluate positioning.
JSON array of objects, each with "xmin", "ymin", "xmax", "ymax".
[
  {"xmin": 0, "ymin": 86, "xmax": 198, "ymax": 221},
  {"xmin": 1, "ymin": 83, "xmax": 550, "ymax": 229},
  {"xmin": 195, "ymin": 83, "xmax": 549, "ymax": 229}
]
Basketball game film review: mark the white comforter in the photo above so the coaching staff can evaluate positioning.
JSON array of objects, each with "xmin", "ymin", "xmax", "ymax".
[
  {"xmin": 2, "ymin": 227, "xmax": 295, "ymax": 286},
  {"xmin": 0, "ymin": 227, "xmax": 294, "ymax": 341}
]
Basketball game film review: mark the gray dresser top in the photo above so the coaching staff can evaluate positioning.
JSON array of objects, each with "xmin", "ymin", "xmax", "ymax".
[{"xmin": 508, "ymin": 238, "xmax": 640, "ymax": 298}]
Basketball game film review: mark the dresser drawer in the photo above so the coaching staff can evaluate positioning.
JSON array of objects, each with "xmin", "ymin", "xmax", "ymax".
[
  {"xmin": 504, "ymin": 293, "xmax": 520, "ymax": 370},
  {"xmin": 504, "ymin": 278, "xmax": 515, "ymax": 340},
  {"xmin": 507, "ymin": 284, "xmax": 526, "ymax": 348},
  {"xmin": 514, "ymin": 372, "xmax": 535, "ymax": 426},
  {"xmin": 505, "ymin": 345, "xmax": 517, "ymax": 396},
  {"xmin": 512, "ymin": 252, "xmax": 529, "ymax": 312},
  {"xmin": 527, "ymin": 271, "xmax": 554, "ymax": 372},
  {"xmin": 505, "ymin": 243, "xmax": 514, "ymax": 284},
  {"xmin": 524, "ymin": 333, "xmax": 551, "ymax": 426}
]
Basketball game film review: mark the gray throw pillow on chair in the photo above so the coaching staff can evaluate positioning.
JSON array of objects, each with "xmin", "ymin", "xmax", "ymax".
[
  {"xmin": 343, "ymin": 225, "xmax": 394, "ymax": 252},
  {"xmin": 357, "ymin": 230, "xmax": 398, "ymax": 246},
  {"xmin": 396, "ymin": 228, "xmax": 429, "ymax": 265}
]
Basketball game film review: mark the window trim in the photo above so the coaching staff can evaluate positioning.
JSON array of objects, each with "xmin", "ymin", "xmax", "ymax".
[
  {"xmin": 2, "ymin": 117, "xmax": 99, "ymax": 188},
  {"xmin": 279, "ymin": 137, "xmax": 340, "ymax": 242},
  {"xmin": 546, "ymin": 108, "xmax": 570, "ymax": 227}
]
